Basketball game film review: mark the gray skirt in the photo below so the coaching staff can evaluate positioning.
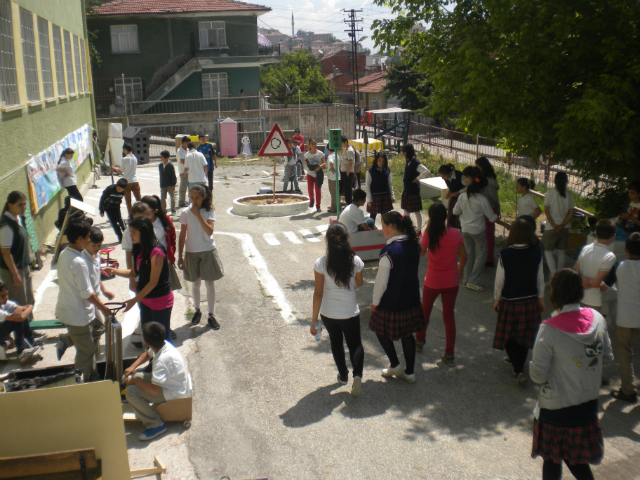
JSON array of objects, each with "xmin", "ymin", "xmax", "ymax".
[
  {"xmin": 184, "ymin": 249, "xmax": 224, "ymax": 282},
  {"xmin": 168, "ymin": 263, "xmax": 182, "ymax": 291}
]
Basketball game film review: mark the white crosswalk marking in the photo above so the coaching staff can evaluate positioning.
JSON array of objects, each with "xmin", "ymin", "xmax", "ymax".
[
  {"xmin": 283, "ymin": 231, "xmax": 303, "ymax": 244},
  {"xmin": 316, "ymin": 225, "xmax": 329, "ymax": 233},
  {"xmin": 263, "ymin": 233, "xmax": 280, "ymax": 246},
  {"xmin": 299, "ymin": 229, "xmax": 320, "ymax": 242}
]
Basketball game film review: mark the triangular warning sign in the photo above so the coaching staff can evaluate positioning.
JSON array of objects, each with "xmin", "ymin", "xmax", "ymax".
[{"xmin": 258, "ymin": 123, "xmax": 293, "ymax": 156}]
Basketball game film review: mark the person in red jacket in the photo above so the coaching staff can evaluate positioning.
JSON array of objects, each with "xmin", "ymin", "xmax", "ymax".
[{"xmin": 292, "ymin": 128, "xmax": 305, "ymax": 152}]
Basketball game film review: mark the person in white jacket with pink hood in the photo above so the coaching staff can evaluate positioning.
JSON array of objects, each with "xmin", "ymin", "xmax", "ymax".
[{"xmin": 529, "ymin": 268, "xmax": 613, "ymax": 480}]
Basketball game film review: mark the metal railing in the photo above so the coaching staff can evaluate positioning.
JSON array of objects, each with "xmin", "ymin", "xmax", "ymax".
[
  {"xmin": 195, "ymin": 43, "xmax": 280, "ymax": 57},
  {"xmin": 127, "ymin": 94, "xmax": 264, "ymax": 115}
]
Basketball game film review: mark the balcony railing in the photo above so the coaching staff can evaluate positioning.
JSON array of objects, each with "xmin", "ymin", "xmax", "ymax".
[{"xmin": 195, "ymin": 43, "xmax": 280, "ymax": 58}]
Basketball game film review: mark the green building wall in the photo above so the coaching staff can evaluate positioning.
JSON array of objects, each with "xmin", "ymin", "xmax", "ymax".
[
  {"xmin": 165, "ymin": 67, "xmax": 261, "ymax": 99},
  {"xmin": 0, "ymin": 0, "xmax": 95, "ymax": 246},
  {"xmin": 88, "ymin": 14, "xmax": 261, "ymax": 95}
]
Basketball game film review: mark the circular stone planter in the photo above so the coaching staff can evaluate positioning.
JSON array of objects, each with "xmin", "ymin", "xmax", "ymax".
[{"xmin": 231, "ymin": 194, "xmax": 310, "ymax": 217}]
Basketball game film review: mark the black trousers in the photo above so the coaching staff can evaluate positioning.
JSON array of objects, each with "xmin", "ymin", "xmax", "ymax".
[
  {"xmin": 376, "ymin": 334, "xmax": 416, "ymax": 375},
  {"xmin": 322, "ymin": 315, "xmax": 364, "ymax": 378},
  {"xmin": 106, "ymin": 208, "xmax": 125, "ymax": 242},
  {"xmin": 207, "ymin": 170, "xmax": 214, "ymax": 191},
  {"xmin": 65, "ymin": 185, "xmax": 83, "ymax": 201},
  {"xmin": 340, "ymin": 171, "xmax": 353, "ymax": 205},
  {"xmin": 505, "ymin": 338, "xmax": 529, "ymax": 375}
]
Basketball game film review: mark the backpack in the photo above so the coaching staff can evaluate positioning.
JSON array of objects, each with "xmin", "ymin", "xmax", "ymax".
[{"xmin": 353, "ymin": 148, "xmax": 361, "ymax": 166}]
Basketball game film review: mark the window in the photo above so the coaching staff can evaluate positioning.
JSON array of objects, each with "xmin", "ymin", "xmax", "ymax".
[
  {"xmin": 19, "ymin": 8, "xmax": 40, "ymax": 102},
  {"xmin": 358, "ymin": 92, "xmax": 363, "ymax": 101},
  {"xmin": 37, "ymin": 17, "xmax": 54, "ymax": 98},
  {"xmin": 63, "ymin": 29, "xmax": 74, "ymax": 94},
  {"xmin": 0, "ymin": 0, "xmax": 18, "ymax": 106},
  {"xmin": 198, "ymin": 22, "xmax": 226, "ymax": 49},
  {"xmin": 73, "ymin": 35, "xmax": 81, "ymax": 92},
  {"xmin": 114, "ymin": 77, "xmax": 142, "ymax": 104},
  {"xmin": 110, "ymin": 25, "xmax": 138, "ymax": 53},
  {"xmin": 79, "ymin": 38, "xmax": 88, "ymax": 92},
  {"xmin": 202, "ymin": 73, "xmax": 228, "ymax": 98},
  {"xmin": 52, "ymin": 25, "xmax": 65, "ymax": 95},
  {"xmin": 371, "ymin": 96, "xmax": 380, "ymax": 110}
]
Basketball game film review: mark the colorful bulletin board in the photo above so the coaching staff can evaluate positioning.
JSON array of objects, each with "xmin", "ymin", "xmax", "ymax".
[{"xmin": 26, "ymin": 124, "xmax": 93, "ymax": 214}]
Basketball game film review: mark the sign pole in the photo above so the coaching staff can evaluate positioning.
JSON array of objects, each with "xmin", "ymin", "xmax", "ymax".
[
  {"xmin": 336, "ymin": 154, "xmax": 340, "ymax": 220},
  {"xmin": 256, "ymin": 122, "xmax": 293, "ymax": 203},
  {"xmin": 273, "ymin": 157, "xmax": 276, "ymax": 202}
]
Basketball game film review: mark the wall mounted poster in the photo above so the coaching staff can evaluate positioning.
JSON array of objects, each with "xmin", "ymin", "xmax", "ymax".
[{"xmin": 27, "ymin": 124, "xmax": 93, "ymax": 213}]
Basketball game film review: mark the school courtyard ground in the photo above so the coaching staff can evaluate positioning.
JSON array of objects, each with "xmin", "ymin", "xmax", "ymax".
[{"xmin": 4, "ymin": 161, "xmax": 640, "ymax": 479}]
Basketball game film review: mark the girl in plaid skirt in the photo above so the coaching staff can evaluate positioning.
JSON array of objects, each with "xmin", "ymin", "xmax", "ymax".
[
  {"xmin": 369, "ymin": 211, "xmax": 424, "ymax": 383},
  {"xmin": 493, "ymin": 217, "xmax": 545, "ymax": 384},
  {"xmin": 365, "ymin": 152, "xmax": 395, "ymax": 223},
  {"xmin": 530, "ymin": 269, "xmax": 613, "ymax": 480},
  {"xmin": 400, "ymin": 144, "xmax": 430, "ymax": 234}
]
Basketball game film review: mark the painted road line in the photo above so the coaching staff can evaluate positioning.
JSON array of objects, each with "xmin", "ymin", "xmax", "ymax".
[
  {"xmin": 299, "ymin": 229, "xmax": 320, "ymax": 242},
  {"xmin": 263, "ymin": 233, "xmax": 280, "ymax": 246},
  {"xmin": 283, "ymin": 231, "xmax": 303, "ymax": 244},
  {"xmin": 315, "ymin": 225, "xmax": 329, "ymax": 233},
  {"xmin": 33, "ymin": 269, "xmax": 57, "ymax": 316},
  {"xmin": 217, "ymin": 232, "xmax": 297, "ymax": 324}
]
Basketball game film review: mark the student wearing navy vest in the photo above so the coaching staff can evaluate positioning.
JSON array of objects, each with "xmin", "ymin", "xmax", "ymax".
[
  {"xmin": 107, "ymin": 217, "xmax": 173, "ymax": 340},
  {"xmin": 438, "ymin": 163, "xmax": 467, "ymax": 229},
  {"xmin": 365, "ymin": 152, "xmax": 395, "ymax": 223},
  {"xmin": 400, "ymin": 144, "xmax": 430, "ymax": 234},
  {"xmin": 493, "ymin": 217, "xmax": 545, "ymax": 384},
  {"xmin": 369, "ymin": 211, "xmax": 424, "ymax": 383}
]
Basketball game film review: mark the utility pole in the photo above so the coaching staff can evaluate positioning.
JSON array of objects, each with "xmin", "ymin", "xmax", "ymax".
[
  {"xmin": 343, "ymin": 9, "xmax": 363, "ymax": 138},
  {"xmin": 291, "ymin": 12, "xmax": 294, "ymax": 38}
]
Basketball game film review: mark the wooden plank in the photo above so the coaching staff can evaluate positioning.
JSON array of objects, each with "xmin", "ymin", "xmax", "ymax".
[
  {"xmin": 0, "ymin": 449, "xmax": 97, "ymax": 478},
  {"xmin": 129, "ymin": 456, "xmax": 166, "ymax": 478}
]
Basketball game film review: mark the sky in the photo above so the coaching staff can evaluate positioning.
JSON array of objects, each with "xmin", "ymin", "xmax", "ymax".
[{"xmin": 257, "ymin": 0, "xmax": 397, "ymax": 53}]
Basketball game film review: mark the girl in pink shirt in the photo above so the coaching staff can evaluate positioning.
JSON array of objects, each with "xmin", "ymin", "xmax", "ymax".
[{"xmin": 416, "ymin": 204, "xmax": 467, "ymax": 366}]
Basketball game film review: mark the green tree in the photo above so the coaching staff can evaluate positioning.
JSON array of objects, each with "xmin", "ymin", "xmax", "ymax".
[
  {"xmin": 372, "ymin": 0, "xmax": 640, "ymax": 186},
  {"xmin": 85, "ymin": 0, "xmax": 102, "ymax": 68},
  {"xmin": 383, "ymin": 56, "xmax": 432, "ymax": 111},
  {"xmin": 261, "ymin": 50, "xmax": 332, "ymax": 104}
]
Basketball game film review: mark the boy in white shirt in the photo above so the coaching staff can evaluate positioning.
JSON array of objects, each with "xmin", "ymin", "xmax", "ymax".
[
  {"xmin": 112, "ymin": 144, "xmax": 141, "ymax": 215},
  {"xmin": 176, "ymin": 136, "xmax": 190, "ymax": 207},
  {"xmin": 282, "ymin": 139, "xmax": 300, "ymax": 193},
  {"xmin": 339, "ymin": 189, "xmax": 376, "ymax": 235},
  {"xmin": 601, "ymin": 232, "xmax": 640, "ymax": 403},
  {"xmin": 125, "ymin": 321, "xmax": 192, "ymax": 441},
  {"xmin": 573, "ymin": 219, "xmax": 616, "ymax": 312},
  {"xmin": 326, "ymin": 149, "xmax": 339, "ymax": 213},
  {"xmin": 183, "ymin": 142, "xmax": 208, "ymax": 188},
  {"xmin": 55, "ymin": 221, "xmax": 111, "ymax": 381},
  {"xmin": 0, "ymin": 281, "xmax": 39, "ymax": 361}
]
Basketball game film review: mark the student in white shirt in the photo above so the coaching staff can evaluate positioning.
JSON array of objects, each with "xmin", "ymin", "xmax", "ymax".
[
  {"xmin": 56, "ymin": 148, "xmax": 82, "ymax": 201},
  {"xmin": 326, "ymin": 149, "xmax": 339, "ymax": 213},
  {"xmin": 339, "ymin": 189, "xmax": 375, "ymax": 235},
  {"xmin": 340, "ymin": 136, "xmax": 356, "ymax": 205},
  {"xmin": 574, "ymin": 219, "xmax": 616, "ymax": 311},
  {"xmin": 282, "ymin": 139, "xmax": 300, "ymax": 193},
  {"xmin": 112, "ymin": 144, "xmax": 141, "ymax": 216},
  {"xmin": 56, "ymin": 221, "xmax": 111, "ymax": 381},
  {"xmin": 178, "ymin": 184, "xmax": 224, "ymax": 329},
  {"xmin": 124, "ymin": 321, "xmax": 192, "ymax": 441},
  {"xmin": 176, "ymin": 136, "xmax": 190, "ymax": 207},
  {"xmin": 516, "ymin": 178, "xmax": 542, "ymax": 219},
  {"xmin": 183, "ymin": 142, "xmax": 208, "ymax": 188},
  {"xmin": 542, "ymin": 171, "xmax": 574, "ymax": 275},
  {"xmin": 452, "ymin": 167, "xmax": 498, "ymax": 291},
  {"xmin": 312, "ymin": 222, "xmax": 365, "ymax": 397}
]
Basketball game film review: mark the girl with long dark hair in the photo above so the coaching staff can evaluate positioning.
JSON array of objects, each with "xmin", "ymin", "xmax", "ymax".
[
  {"xmin": 108, "ymin": 217, "xmax": 173, "ymax": 340},
  {"xmin": 416, "ymin": 203, "xmax": 466, "ymax": 366},
  {"xmin": 369, "ymin": 211, "xmax": 424, "ymax": 383},
  {"xmin": 400, "ymin": 144, "xmax": 430, "ymax": 233},
  {"xmin": 475, "ymin": 156, "xmax": 500, "ymax": 266},
  {"xmin": 530, "ymin": 269, "xmax": 612, "ymax": 480},
  {"xmin": 178, "ymin": 184, "xmax": 224, "ymax": 329},
  {"xmin": 438, "ymin": 163, "xmax": 466, "ymax": 228},
  {"xmin": 517, "ymin": 178, "xmax": 542, "ymax": 220},
  {"xmin": 311, "ymin": 222, "xmax": 365, "ymax": 397},
  {"xmin": 365, "ymin": 152, "xmax": 395, "ymax": 223},
  {"xmin": 493, "ymin": 217, "xmax": 545, "ymax": 383},
  {"xmin": 542, "ymin": 172, "xmax": 574, "ymax": 276},
  {"xmin": 453, "ymin": 167, "xmax": 497, "ymax": 291},
  {"xmin": 56, "ymin": 148, "xmax": 83, "ymax": 201}
]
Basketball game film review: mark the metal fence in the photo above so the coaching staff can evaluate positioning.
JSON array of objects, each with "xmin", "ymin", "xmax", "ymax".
[{"xmin": 128, "ymin": 94, "xmax": 264, "ymax": 115}]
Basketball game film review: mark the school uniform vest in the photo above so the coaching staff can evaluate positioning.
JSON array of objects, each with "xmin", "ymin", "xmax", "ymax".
[
  {"xmin": 135, "ymin": 244, "xmax": 171, "ymax": 299},
  {"xmin": 378, "ymin": 240, "xmax": 421, "ymax": 312},
  {"xmin": 445, "ymin": 170, "xmax": 465, "ymax": 193},
  {"xmin": 403, "ymin": 158, "xmax": 421, "ymax": 195},
  {"xmin": 368, "ymin": 166, "xmax": 390, "ymax": 195},
  {"xmin": 499, "ymin": 244, "xmax": 542, "ymax": 299},
  {"xmin": 0, "ymin": 214, "xmax": 30, "ymax": 269}
]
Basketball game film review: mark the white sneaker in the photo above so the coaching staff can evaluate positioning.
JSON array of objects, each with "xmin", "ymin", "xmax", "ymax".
[
  {"xmin": 351, "ymin": 376, "xmax": 362, "ymax": 397},
  {"xmin": 399, "ymin": 372, "xmax": 416, "ymax": 384},
  {"xmin": 381, "ymin": 364, "xmax": 404, "ymax": 378}
]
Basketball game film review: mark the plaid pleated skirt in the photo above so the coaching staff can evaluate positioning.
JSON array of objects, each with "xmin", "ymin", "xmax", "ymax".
[
  {"xmin": 369, "ymin": 305, "xmax": 424, "ymax": 340},
  {"xmin": 532, "ymin": 418, "xmax": 604, "ymax": 465},
  {"xmin": 493, "ymin": 297, "xmax": 541, "ymax": 350},
  {"xmin": 367, "ymin": 192, "xmax": 393, "ymax": 215},
  {"xmin": 401, "ymin": 191, "xmax": 422, "ymax": 213},
  {"xmin": 447, "ymin": 196, "xmax": 460, "ymax": 229}
]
